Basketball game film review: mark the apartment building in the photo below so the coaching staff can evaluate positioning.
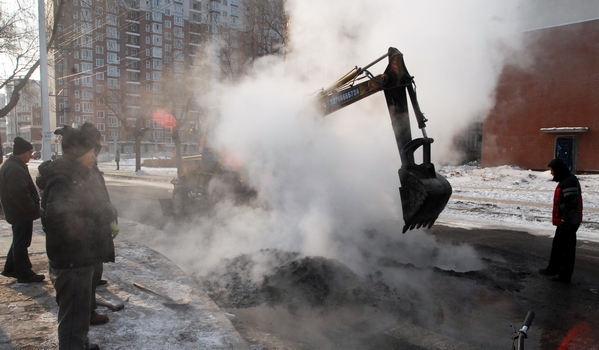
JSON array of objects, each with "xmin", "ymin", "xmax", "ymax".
[
  {"xmin": 52, "ymin": 0, "xmax": 249, "ymax": 155},
  {"xmin": 4, "ymin": 80, "xmax": 43, "ymax": 153}
]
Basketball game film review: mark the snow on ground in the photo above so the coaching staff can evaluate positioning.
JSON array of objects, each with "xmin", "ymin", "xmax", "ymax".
[
  {"xmin": 437, "ymin": 163, "xmax": 599, "ymax": 243},
  {"xmin": 98, "ymin": 158, "xmax": 599, "ymax": 242}
]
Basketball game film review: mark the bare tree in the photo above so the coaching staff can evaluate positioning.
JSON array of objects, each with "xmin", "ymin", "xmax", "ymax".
[
  {"xmin": 0, "ymin": 0, "xmax": 66, "ymax": 119},
  {"xmin": 103, "ymin": 90, "xmax": 149, "ymax": 172}
]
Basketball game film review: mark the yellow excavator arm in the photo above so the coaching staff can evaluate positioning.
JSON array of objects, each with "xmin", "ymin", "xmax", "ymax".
[{"xmin": 316, "ymin": 47, "xmax": 452, "ymax": 233}]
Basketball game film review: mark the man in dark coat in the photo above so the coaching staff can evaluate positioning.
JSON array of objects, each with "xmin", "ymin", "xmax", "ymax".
[
  {"xmin": 539, "ymin": 158, "xmax": 583, "ymax": 283},
  {"xmin": 80, "ymin": 122, "xmax": 118, "ymax": 326},
  {"xmin": 0, "ymin": 137, "xmax": 44, "ymax": 283},
  {"xmin": 37, "ymin": 126, "xmax": 114, "ymax": 350}
]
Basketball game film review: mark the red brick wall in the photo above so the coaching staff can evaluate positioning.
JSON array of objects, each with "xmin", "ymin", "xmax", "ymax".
[{"xmin": 482, "ymin": 20, "xmax": 599, "ymax": 172}]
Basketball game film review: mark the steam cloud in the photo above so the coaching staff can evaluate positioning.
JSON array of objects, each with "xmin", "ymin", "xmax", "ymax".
[{"xmin": 159, "ymin": 0, "xmax": 527, "ymax": 276}]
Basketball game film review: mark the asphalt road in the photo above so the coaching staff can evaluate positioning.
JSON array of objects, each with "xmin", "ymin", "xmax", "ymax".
[{"xmin": 102, "ymin": 178, "xmax": 599, "ymax": 349}]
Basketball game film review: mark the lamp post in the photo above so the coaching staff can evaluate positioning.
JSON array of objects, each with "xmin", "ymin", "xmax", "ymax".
[{"xmin": 38, "ymin": 0, "xmax": 52, "ymax": 161}]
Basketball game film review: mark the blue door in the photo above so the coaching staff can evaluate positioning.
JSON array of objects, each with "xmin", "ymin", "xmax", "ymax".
[{"xmin": 555, "ymin": 137, "xmax": 574, "ymax": 171}]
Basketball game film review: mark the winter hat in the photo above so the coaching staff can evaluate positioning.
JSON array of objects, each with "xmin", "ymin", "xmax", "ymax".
[
  {"xmin": 80, "ymin": 122, "xmax": 102, "ymax": 155},
  {"xmin": 55, "ymin": 126, "xmax": 96, "ymax": 160},
  {"xmin": 13, "ymin": 137, "xmax": 33, "ymax": 156},
  {"xmin": 548, "ymin": 158, "xmax": 571, "ymax": 182}
]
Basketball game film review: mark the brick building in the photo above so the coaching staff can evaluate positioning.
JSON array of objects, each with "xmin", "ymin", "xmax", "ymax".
[{"xmin": 481, "ymin": 19, "xmax": 599, "ymax": 173}]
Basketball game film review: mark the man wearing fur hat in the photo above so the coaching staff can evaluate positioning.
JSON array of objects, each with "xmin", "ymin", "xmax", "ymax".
[
  {"xmin": 37, "ymin": 126, "xmax": 115, "ymax": 350},
  {"xmin": 0, "ymin": 137, "xmax": 44, "ymax": 283}
]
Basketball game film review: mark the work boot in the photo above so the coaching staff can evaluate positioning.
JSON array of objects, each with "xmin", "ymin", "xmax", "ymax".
[
  {"xmin": 538, "ymin": 268, "xmax": 557, "ymax": 276},
  {"xmin": 88, "ymin": 344, "xmax": 100, "ymax": 350},
  {"xmin": 17, "ymin": 273, "xmax": 45, "ymax": 283},
  {"xmin": 90, "ymin": 311, "xmax": 109, "ymax": 325},
  {"xmin": 98, "ymin": 279, "xmax": 108, "ymax": 285}
]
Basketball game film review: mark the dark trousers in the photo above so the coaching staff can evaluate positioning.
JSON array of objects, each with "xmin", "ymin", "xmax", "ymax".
[
  {"xmin": 547, "ymin": 223, "xmax": 579, "ymax": 280},
  {"xmin": 3, "ymin": 220, "xmax": 35, "ymax": 279},
  {"xmin": 91, "ymin": 262, "xmax": 103, "ymax": 311},
  {"xmin": 50, "ymin": 264, "xmax": 95, "ymax": 350}
]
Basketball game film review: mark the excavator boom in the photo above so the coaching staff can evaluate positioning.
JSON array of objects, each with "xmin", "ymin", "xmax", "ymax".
[{"xmin": 316, "ymin": 47, "xmax": 452, "ymax": 232}]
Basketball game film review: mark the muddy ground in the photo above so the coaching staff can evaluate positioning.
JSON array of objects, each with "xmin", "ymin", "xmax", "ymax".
[{"xmin": 195, "ymin": 225, "xmax": 599, "ymax": 350}]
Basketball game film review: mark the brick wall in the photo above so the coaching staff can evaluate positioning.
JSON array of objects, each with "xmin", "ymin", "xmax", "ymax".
[{"xmin": 482, "ymin": 19, "xmax": 599, "ymax": 172}]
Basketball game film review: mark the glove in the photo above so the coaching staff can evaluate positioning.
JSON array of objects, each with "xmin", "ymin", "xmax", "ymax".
[{"xmin": 110, "ymin": 221, "xmax": 120, "ymax": 239}]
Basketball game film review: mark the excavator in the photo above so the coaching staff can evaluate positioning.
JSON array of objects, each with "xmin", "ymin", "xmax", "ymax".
[
  {"xmin": 316, "ymin": 47, "xmax": 452, "ymax": 232},
  {"xmin": 161, "ymin": 47, "xmax": 451, "ymax": 232}
]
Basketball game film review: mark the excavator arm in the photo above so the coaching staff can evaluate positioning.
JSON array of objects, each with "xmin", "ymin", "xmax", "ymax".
[{"xmin": 316, "ymin": 47, "xmax": 452, "ymax": 233}]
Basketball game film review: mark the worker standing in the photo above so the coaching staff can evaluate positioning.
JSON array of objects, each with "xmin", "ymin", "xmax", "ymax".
[
  {"xmin": 539, "ymin": 158, "xmax": 583, "ymax": 284},
  {"xmin": 0, "ymin": 137, "xmax": 45, "ymax": 283}
]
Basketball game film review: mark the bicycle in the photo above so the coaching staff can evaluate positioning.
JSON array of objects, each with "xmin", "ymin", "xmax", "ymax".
[{"xmin": 511, "ymin": 311, "xmax": 535, "ymax": 350}]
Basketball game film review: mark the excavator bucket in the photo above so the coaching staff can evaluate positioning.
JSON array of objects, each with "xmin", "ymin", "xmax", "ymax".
[{"xmin": 399, "ymin": 166, "xmax": 452, "ymax": 233}]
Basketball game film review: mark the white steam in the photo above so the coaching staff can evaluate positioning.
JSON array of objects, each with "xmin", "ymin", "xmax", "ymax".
[{"xmin": 162, "ymin": 0, "xmax": 525, "ymax": 276}]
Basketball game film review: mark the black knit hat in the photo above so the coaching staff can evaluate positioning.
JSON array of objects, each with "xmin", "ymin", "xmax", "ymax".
[
  {"xmin": 548, "ymin": 158, "xmax": 571, "ymax": 182},
  {"xmin": 13, "ymin": 137, "xmax": 33, "ymax": 156},
  {"xmin": 80, "ymin": 122, "xmax": 102, "ymax": 155},
  {"xmin": 55, "ymin": 126, "xmax": 97, "ymax": 160}
]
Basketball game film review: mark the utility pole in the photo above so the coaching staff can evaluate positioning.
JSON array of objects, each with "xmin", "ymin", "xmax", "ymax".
[{"xmin": 38, "ymin": 0, "xmax": 52, "ymax": 161}]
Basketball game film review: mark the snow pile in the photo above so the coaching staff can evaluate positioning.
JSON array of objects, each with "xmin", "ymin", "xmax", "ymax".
[{"xmin": 438, "ymin": 164, "xmax": 599, "ymax": 242}]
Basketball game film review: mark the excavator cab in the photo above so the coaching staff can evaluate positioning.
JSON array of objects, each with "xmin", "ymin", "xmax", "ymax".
[{"xmin": 317, "ymin": 47, "xmax": 452, "ymax": 232}]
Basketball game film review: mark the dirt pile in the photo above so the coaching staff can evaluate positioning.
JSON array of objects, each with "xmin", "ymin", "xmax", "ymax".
[{"xmin": 198, "ymin": 248, "xmax": 391, "ymax": 310}]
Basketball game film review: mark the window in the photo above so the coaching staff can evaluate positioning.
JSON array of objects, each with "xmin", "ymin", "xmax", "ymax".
[
  {"xmin": 174, "ymin": 4, "xmax": 183, "ymax": 13},
  {"xmin": 97, "ymin": 122, "xmax": 105, "ymax": 131},
  {"xmin": 152, "ymin": 12, "xmax": 162, "ymax": 21},
  {"xmin": 152, "ymin": 35, "xmax": 162, "ymax": 46},
  {"xmin": 108, "ymin": 116, "xmax": 120, "ymax": 127},
  {"xmin": 152, "ymin": 23, "xmax": 162, "ymax": 33},
  {"xmin": 174, "ymin": 27, "xmax": 184, "ymax": 38},
  {"xmin": 151, "ymin": 48, "xmax": 162, "ymax": 58},
  {"xmin": 97, "ymin": 98, "xmax": 104, "ymax": 105},
  {"xmin": 96, "ymin": 58, "xmax": 104, "ymax": 67},
  {"xmin": 96, "ymin": 72, "xmax": 104, "ymax": 80},
  {"xmin": 107, "ymin": 66, "xmax": 120, "ymax": 77},
  {"xmin": 152, "ymin": 71, "xmax": 162, "ymax": 81},
  {"xmin": 174, "ymin": 16, "xmax": 183, "ymax": 26},
  {"xmin": 109, "ymin": 130, "xmax": 120, "ymax": 140},
  {"xmin": 146, "ymin": 61, "xmax": 151, "ymax": 68},
  {"xmin": 107, "ymin": 53, "xmax": 119, "ymax": 64},
  {"xmin": 107, "ymin": 78, "xmax": 120, "ymax": 89},
  {"xmin": 146, "ymin": 36, "xmax": 150, "ymax": 44},
  {"xmin": 96, "ymin": 85, "xmax": 104, "ymax": 92},
  {"xmin": 82, "ymin": 76, "xmax": 93, "ymax": 86},
  {"xmin": 95, "ymin": 46, "xmax": 103, "ymax": 54},
  {"xmin": 82, "ymin": 102, "xmax": 93, "ymax": 113},
  {"xmin": 106, "ymin": 40, "xmax": 119, "ymax": 51},
  {"xmin": 82, "ymin": 90, "xmax": 93, "ymax": 99},
  {"xmin": 174, "ymin": 50, "xmax": 184, "ymax": 61},
  {"xmin": 164, "ymin": 44, "xmax": 171, "ymax": 52},
  {"xmin": 165, "ymin": 32, "xmax": 172, "ymax": 40},
  {"xmin": 211, "ymin": 2, "xmax": 220, "ymax": 10},
  {"xmin": 75, "ymin": 103, "xmax": 81, "ymax": 112},
  {"xmin": 81, "ymin": 49, "xmax": 93, "ymax": 60},
  {"xmin": 231, "ymin": 6, "xmax": 238, "ymax": 15},
  {"xmin": 165, "ymin": 20, "xmax": 172, "ymax": 28},
  {"xmin": 106, "ymin": 27, "xmax": 119, "ymax": 39},
  {"xmin": 81, "ymin": 62, "xmax": 93, "ymax": 72},
  {"xmin": 152, "ymin": 59, "xmax": 163, "ymax": 69},
  {"xmin": 75, "ymin": 90, "xmax": 80, "ymax": 98}
]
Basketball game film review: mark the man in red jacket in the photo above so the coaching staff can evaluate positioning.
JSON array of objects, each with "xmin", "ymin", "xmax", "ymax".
[{"xmin": 539, "ymin": 158, "xmax": 583, "ymax": 284}]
